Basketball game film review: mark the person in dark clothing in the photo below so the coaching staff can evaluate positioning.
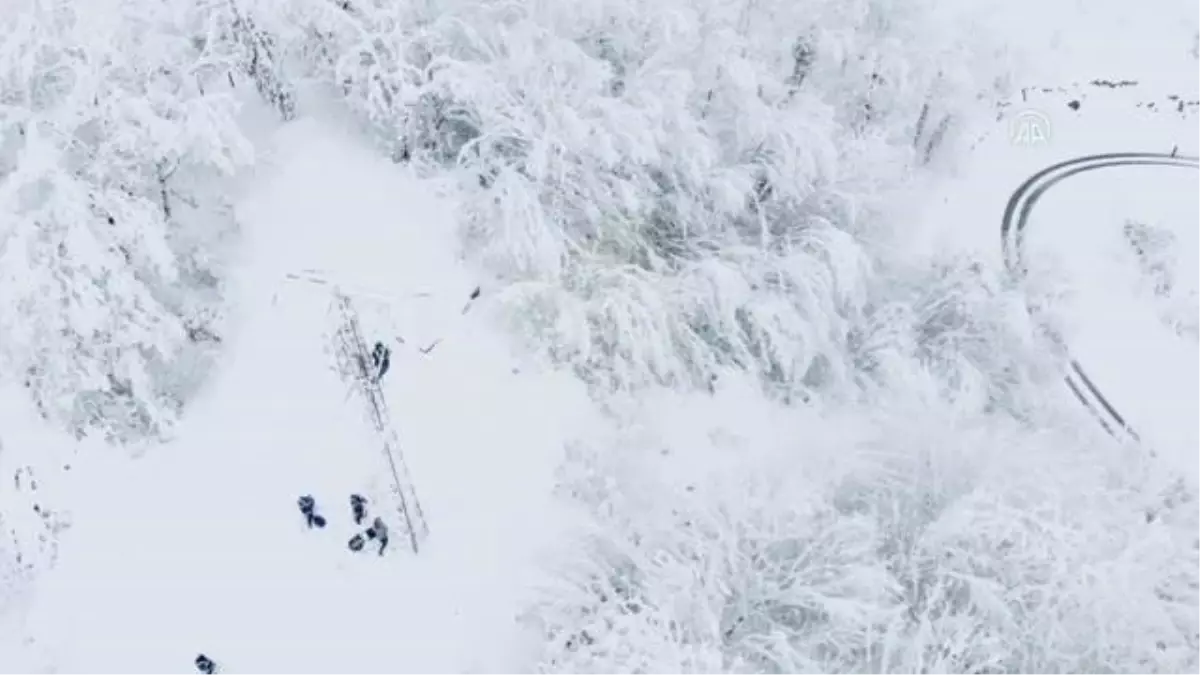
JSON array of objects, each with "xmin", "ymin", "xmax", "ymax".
[
  {"xmin": 195, "ymin": 653, "xmax": 217, "ymax": 674},
  {"xmin": 297, "ymin": 495, "xmax": 326, "ymax": 529},
  {"xmin": 365, "ymin": 516, "xmax": 389, "ymax": 556},
  {"xmin": 350, "ymin": 493, "xmax": 368, "ymax": 525},
  {"xmin": 370, "ymin": 341, "xmax": 391, "ymax": 383},
  {"xmin": 348, "ymin": 532, "xmax": 366, "ymax": 552}
]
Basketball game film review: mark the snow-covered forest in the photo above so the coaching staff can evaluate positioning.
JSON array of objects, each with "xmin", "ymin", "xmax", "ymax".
[{"xmin": 0, "ymin": 0, "xmax": 1196, "ymax": 671}]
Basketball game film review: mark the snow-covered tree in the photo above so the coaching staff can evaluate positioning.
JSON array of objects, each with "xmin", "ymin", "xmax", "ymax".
[
  {"xmin": 526, "ymin": 384, "xmax": 1198, "ymax": 673},
  {"xmin": 265, "ymin": 0, "xmax": 1017, "ymax": 406},
  {"xmin": 0, "ymin": 0, "xmax": 255, "ymax": 442},
  {"xmin": 0, "ymin": 0, "xmax": 1190, "ymax": 672}
]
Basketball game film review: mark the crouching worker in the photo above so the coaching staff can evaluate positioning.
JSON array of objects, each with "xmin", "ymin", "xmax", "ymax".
[
  {"xmin": 365, "ymin": 516, "xmax": 389, "ymax": 556},
  {"xmin": 195, "ymin": 654, "xmax": 217, "ymax": 674},
  {"xmin": 370, "ymin": 341, "xmax": 391, "ymax": 383},
  {"xmin": 347, "ymin": 516, "xmax": 390, "ymax": 556},
  {"xmin": 297, "ymin": 495, "xmax": 326, "ymax": 529}
]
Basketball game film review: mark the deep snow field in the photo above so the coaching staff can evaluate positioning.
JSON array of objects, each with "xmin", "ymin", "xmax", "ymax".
[
  {"xmin": 5, "ymin": 118, "xmax": 595, "ymax": 673},
  {"xmin": 0, "ymin": 0, "xmax": 1197, "ymax": 672}
]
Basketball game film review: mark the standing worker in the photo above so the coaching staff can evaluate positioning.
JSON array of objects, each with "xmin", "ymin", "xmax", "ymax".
[{"xmin": 350, "ymin": 493, "xmax": 368, "ymax": 525}]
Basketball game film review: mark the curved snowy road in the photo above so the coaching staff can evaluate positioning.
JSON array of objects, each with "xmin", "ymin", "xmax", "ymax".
[{"xmin": 1002, "ymin": 152, "xmax": 1199, "ymax": 442}]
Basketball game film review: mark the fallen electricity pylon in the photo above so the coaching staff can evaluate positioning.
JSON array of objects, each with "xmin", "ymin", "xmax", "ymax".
[{"xmin": 328, "ymin": 291, "xmax": 429, "ymax": 554}]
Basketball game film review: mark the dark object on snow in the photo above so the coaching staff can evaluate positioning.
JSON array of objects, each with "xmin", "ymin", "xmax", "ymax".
[
  {"xmin": 461, "ymin": 286, "xmax": 482, "ymax": 314},
  {"xmin": 365, "ymin": 516, "xmax": 389, "ymax": 556},
  {"xmin": 1067, "ymin": 99, "xmax": 1081, "ymax": 111},
  {"xmin": 195, "ymin": 654, "xmax": 217, "ymax": 674},
  {"xmin": 348, "ymin": 532, "xmax": 366, "ymax": 552},
  {"xmin": 370, "ymin": 341, "xmax": 391, "ymax": 382},
  {"xmin": 298, "ymin": 494, "xmax": 324, "ymax": 529},
  {"xmin": 350, "ymin": 493, "xmax": 368, "ymax": 525}
]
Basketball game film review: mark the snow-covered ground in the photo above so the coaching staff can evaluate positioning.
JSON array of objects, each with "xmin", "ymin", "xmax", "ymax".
[
  {"xmin": 0, "ymin": 0, "xmax": 1196, "ymax": 671},
  {"xmin": 4, "ymin": 116, "xmax": 595, "ymax": 673},
  {"xmin": 922, "ymin": 0, "xmax": 1198, "ymax": 476},
  {"xmin": 1029, "ymin": 163, "xmax": 1198, "ymax": 472}
]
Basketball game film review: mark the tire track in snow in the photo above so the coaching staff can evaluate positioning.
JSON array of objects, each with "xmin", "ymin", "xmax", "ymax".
[{"xmin": 1001, "ymin": 151, "xmax": 1199, "ymax": 442}]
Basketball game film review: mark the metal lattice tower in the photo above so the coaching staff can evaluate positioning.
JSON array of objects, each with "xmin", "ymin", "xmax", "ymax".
[{"xmin": 328, "ymin": 291, "xmax": 429, "ymax": 554}]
